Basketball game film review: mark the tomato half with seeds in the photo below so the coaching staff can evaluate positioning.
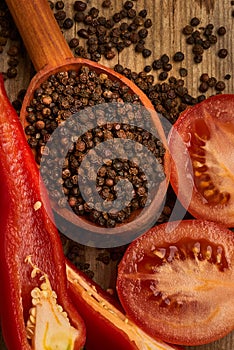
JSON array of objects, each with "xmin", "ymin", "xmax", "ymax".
[
  {"xmin": 164, "ymin": 94, "xmax": 234, "ymax": 226},
  {"xmin": 117, "ymin": 220, "xmax": 234, "ymax": 346}
]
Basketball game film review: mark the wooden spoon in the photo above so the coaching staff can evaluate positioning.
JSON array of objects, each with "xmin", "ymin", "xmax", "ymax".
[{"xmin": 6, "ymin": 0, "xmax": 169, "ymax": 241}]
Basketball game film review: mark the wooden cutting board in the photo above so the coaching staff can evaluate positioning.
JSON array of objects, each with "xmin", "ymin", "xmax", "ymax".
[{"xmin": 0, "ymin": 0, "xmax": 233, "ymax": 349}]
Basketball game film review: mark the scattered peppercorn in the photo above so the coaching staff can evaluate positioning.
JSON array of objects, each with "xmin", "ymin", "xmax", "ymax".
[
  {"xmin": 74, "ymin": 12, "xmax": 85, "ymax": 22},
  {"xmin": 73, "ymin": 1, "xmax": 87, "ymax": 11},
  {"xmin": 68, "ymin": 37, "xmax": 79, "ymax": 48},
  {"xmin": 217, "ymin": 26, "xmax": 226, "ymax": 35},
  {"xmin": 142, "ymin": 48, "xmax": 151, "ymax": 58},
  {"xmin": 6, "ymin": 67, "xmax": 17, "ymax": 78},
  {"xmin": 63, "ymin": 18, "xmax": 74, "ymax": 30},
  {"xmin": 144, "ymin": 65, "xmax": 152, "ymax": 73},
  {"xmin": 54, "ymin": 10, "xmax": 66, "ymax": 21},
  {"xmin": 173, "ymin": 51, "xmax": 184, "ymax": 62},
  {"xmin": 138, "ymin": 9, "xmax": 147, "ymax": 18},
  {"xmin": 179, "ymin": 68, "xmax": 188, "ymax": 77},
  {"xmin": 199, "ymin": 82, "xmax": 209, "ymax": 93},
  {"xmin": 124, "ymin": 1, "xmax": 134, "ymax": 10},
  {"xmin": 207, "ymin": 76, "xmax": 217, "ymax": 87},
  {"xmin": 144, "ymin": 19, "xmax": 152, "ymax": 28},
  {"xmin": 182, "ymin": 25, "xmax": 193, "ymax": 35},
  {"xmin": 55, "ymin": 1, "xmax": 64, "ymax": 10},
  {"xmin": 102, "ymin": 0, "xmax": 111, "ymax": 8},
  {"xmin": 218, "ymin": 48, "xmax": 228, "ymax": 58},
  {"xmin": 215, "ymin": 81, "xmax": 226, "ymax": 91},
  {"xmin": 190, "ymin": 17, "xmax": 200, "ymax": 27},
  {"xmin": 224, "ymin": 74, "xmax": 231, "ymax": 80}
]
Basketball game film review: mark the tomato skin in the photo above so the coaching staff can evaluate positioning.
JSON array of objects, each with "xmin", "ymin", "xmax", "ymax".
[
  {"xmin": 117, "ymin": 220, "xmax": 234, "ymax": 346},
  {"xmin": 164, "ymin": 94, "xmax": 234, "ymax": 227}
]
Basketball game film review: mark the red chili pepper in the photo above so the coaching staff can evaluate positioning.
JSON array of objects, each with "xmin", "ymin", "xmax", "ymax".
[
  {"xmin": 66, "ymin": 260, "xmax": 184, "ymax": 350},
  {"xmin": 0, "ymin": 75, "xmax": 86, "ymax": 349}
]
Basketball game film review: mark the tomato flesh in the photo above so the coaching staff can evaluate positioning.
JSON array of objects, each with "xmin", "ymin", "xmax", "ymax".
[
  {"xmin": 117, "ymin": 220, "xmax": 234, "ymax": 346},
  {"xmin": 164, "ymin": 94, "xmax": 234, "ymax": 226}
]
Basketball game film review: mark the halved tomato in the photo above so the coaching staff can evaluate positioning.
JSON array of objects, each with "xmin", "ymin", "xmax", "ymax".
[
  {"xmin": 164, "ymin": 94, "xmax": 234, "ymax": 227},
  {"xmin": 116, "ymin": 220, "xmax": 234, "ymax": 346}
]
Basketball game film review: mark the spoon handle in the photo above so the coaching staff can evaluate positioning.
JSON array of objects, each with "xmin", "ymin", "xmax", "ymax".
[{"xmin": 5, "ymin": 0, "xmax": 73, "ymax": 71}]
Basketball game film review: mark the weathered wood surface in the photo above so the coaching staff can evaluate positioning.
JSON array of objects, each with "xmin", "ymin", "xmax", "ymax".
[{"xmin": 0, "ymin": 0, "xmax": 233, "ymax": 349}]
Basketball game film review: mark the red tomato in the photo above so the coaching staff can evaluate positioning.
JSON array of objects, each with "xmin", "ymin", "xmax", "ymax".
[
  {"xmin": 164, "ymin": 94, "xmax": 234, "ymax": 226},
  {"xmin": 117, "ymin": 220, "xmax": 234, "ymax": 346}
]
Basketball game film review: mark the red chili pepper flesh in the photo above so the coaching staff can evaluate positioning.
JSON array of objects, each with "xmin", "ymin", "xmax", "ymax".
[
  {"xmin": 0, "ymin": 75, "xmax": 86, "ymax": 350},
  {"xmin": 66, "ymin": 260, "xmax": 184, "ymax": 350}
]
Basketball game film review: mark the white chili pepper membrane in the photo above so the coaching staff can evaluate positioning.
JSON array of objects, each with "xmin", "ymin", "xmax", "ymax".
[{"xmin": 25, "ymin": 256, "xmax": 78, "ymax": 350}]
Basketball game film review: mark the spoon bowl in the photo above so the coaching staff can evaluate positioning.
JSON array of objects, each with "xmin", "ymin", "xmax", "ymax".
[{"xmin": 6, "ymin": 0, "xmax": 169, "ymax": 239}]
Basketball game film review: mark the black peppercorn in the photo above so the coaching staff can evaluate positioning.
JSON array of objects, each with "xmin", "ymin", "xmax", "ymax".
[
  {"xmin": 63, "ymin": 18, "xmax": 74, "ymax": 30},
  {"xmin": 7, "ymin": 45, "xmax": 19, "ymax": 56},
  {"xmin": 102, "ymin": 0, "xmax": 111, "ymax": 7},
  {"xmin": 105, "ymin": 19, "xmax": 115, "ymax": 29},
  {"xmin": 7, "ymin": 67, "xmax": 17, "ymax": 78},
  {"xmin": 89, "ymin": 7, "xmax": 99, "ymax": 18},
  {"xmin": 179, "ymin": 68, "xmax": 188, "ymax": 77},
  {"xmin": 224, "ymin": 74, "xmax": 231, "ymax": 80},
  {"xmin": 161, "ymin": 54, "xmax": 170, "ymax": 64},
  {"xmin": 218, "ymin": 48, "xmax": 228, "ymax": 58},
  {"xmin": 54, "ymin": 10, "xmax": 66, "ymax": 21},
  {"xmin": 74, "ymin": 12, "xmax": 85, "ymax": 22},
  {"xmin": 55, "ymin": 1, "xmax": 64, "ymax": 10},
  {"xmin": 74, "ymin": 1, "xmax": 87, "ymax": 11},
  {"xmin": 182, "ymin": 25, "xmax": 193, "ymax": 35},
  {"xmin": 200, "ymin": 73, "xmax": 209, "ymax": 82},
  {"xmin": 114, "ymin": 64, "xmax": 124, "ymax": 73},
  {"xmin": 69, "ymin": 38, "xmax": 79, "ymax": 48},
  {"xmin": 7, "ymin": 57, "xmax": 19, "ymax": 67},
  {"xmin": 144, "ymin": 65, "xmax": 152, "ymax": 73},
  {"xmin": 112, "ymin": 12, "xmax": 122, "ymax": 23},
  {"xmin": 173, "ymin": 51, "xmax": 184, "ymax": 62},
  {"xmin": 48, "ymin": 1, "xmax": 54, "ymax": 9},
  {"xmin": 138, "ymin": 28, "xmax": 148, "ymax": 38},
  {"xmin": 194, "ymin": 55, "xmax": 203, "ymax": 63},
  {"xmin": 208, "ymin": 35, "xmax": 217, "ymax": 44},
  {"xmin": 152, "ymin": 59, "xmax": 162, "ymax": 70},
  {"xmin": 217, "ymin": 26, "xmax": 226, "ymax": 36},
  {"xmin": 135, "ymin": 43, "xmax": 144, "ymax": 52},
  {"xmin": 192, "ymin": 44, "xmax": 204, "ymax": 55},
  {"xmin": 199, "ymin": 82, "xmax": 209, "ymax": 93},
  {"xmin": 158, "ymin": 71, "xmax": 168, "ymax": 81},
  {"xmin": 163, "ymin": 63, "xmax": 172, "ymax": 72},
  {"xmin": 138, "ymin": 9, "xmax": 147, "ymax": 18},
  {"xmin": 124, "ymin": 1, "xmax": 134, "ymax": 10},
  {"xmin": 127, "ymin": 9, "xmax": 136, "ymax": 18},
  {"xmin": 186, "ymin": 36, "xmax": 194, "ymax": 45},
  {"xmin": 207, "ymin": 77, "xmax": 217, "ymax": 87},
  {"xmin": 83, "ymin": 15, "xmax": 93, "ymax": 25},
  {"xmin": 144, "ymin": 19, "xmax": 152, "ymax": 28},
  {"xmin": 105, "ymin": 50, "xmax": 116, "ymax": 60},
  {"xmin": 77, "ymin": 29, "xmax": 89, "ymax": 39},
  {"xmin": 129, "ymin": 32, "xmax": 139, "ymax": 43},
  {"xmin": 215, "ymin": 81, "xmax": 226, "ymax": 91},
  {"xmin": 190, "ymin": 17, "xmax": 200, "ymax": 26},
  {"xmin": 142, "ymin": 48, "xmax": 151, "ymax": 58},
  {"xmin": 202, "ymin": 40, "xmax": 211, "ymax": 50}
]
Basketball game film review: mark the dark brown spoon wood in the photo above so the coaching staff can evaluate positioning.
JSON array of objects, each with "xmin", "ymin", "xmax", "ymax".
[{"xmin": 5, "ymin": 0, "xmax": 169, "ymax": 237}]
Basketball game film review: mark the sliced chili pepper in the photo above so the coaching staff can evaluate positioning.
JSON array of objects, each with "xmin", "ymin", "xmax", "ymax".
[
  {"xmin": 66, "ymin": 260, "xmax": 184, "ymax": 350},
  {"xmin": 0, "ymin": 74, "xmax": 86, "ymax": 350}
]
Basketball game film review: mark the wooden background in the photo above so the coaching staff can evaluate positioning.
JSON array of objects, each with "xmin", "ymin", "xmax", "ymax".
[{"xmin": 0, "ymin": 0, "xmax": 234, "ymax": 349}]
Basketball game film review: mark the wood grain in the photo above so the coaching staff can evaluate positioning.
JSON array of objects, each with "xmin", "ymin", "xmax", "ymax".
[{"xmin": 0, "ymin": 0, "xmax": 233, "ymax": 349}]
